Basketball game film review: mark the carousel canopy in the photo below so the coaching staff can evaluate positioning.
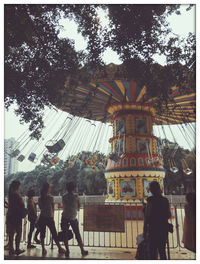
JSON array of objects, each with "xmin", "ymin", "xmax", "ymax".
[{"xmin": 54, "ymin": 63, "xmax": 195, "ymax": 125}]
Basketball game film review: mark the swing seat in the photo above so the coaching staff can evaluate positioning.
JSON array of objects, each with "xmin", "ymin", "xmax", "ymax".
[
  {"xmin": 50, "ymin": 157, "xmax": 60, "ymax": 166},
  {"xmin": 17, "ymin": 155, "xmax": 25, "ymax": 162},
  {"xmin": 170, "ymin": 167, "xmax": 179, "ymax": 173},
  {"xmin": 46, "ymin": 139, "xmax": 65, "ymax": 153},
  {"xmin": 183, "ymin": 168, "xmax": 192, "ymax": 175},
  {"xmin": 109, "ymin": 153, "xmax": 120, "ymax": 162},
  {"xmin": 43, "ymin": 154, "xmax": 55, "ymax": 163},
  {"xmin": 9, "ymin": 149, "xmax": 20, "ymax": 157},
  {"xmin": 42, "ymin": 154, "xmax": 59, "ymax": 166},
  {"xmin": 146, "ymin": 158, "xmax": 151, "ymax": 165},
  {"xmin": 41, "ymin": 158, "xmax": 49, "ymax": 166},
  {"xmin": 119, "ymin": 153, "xmax": 125, "ymax": 159},
  {"xmin": 28, "ymin": 152, "xmax": 36, "ymax": 162},
  {"xmin": 152, "ymin": 157, "xmax": 160, "ymax": 165}
]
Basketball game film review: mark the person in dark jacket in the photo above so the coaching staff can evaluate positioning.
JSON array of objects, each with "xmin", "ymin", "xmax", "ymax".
[
  {"xmin": 38, "ymin": 182, "xmax": 65, "ymax": 256},
  {"xmin": 182, "ymin": 192, "xmax": 196, "ymax": 252},
  {"xmin": 6, "ymin": 180, "xmax": 26, "ymax": 255},
  {"xmin": 143, "ymin": 181, "xmax": 171, "ymax": 260},
  {"xmin": 27, "ymin": 189, "xmax": 40, "ymax": 248}
]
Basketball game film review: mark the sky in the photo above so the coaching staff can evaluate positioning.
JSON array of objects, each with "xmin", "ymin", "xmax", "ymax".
[{"xmin": 3, "ymin": 4, "xmax": 196, "ymax": 173}]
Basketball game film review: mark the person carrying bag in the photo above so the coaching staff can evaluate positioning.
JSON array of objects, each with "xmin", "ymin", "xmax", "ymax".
[
  {"xmin": 143, "ymin": 181, "xmax": 171, "ymax": 260},
  {"xmin": 61, "ymin": 181, "xmax": 88, "ymax": 258}
]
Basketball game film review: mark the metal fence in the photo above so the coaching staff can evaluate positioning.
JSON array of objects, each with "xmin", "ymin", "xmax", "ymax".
[{"xmin": 4, "ymin": 196, "xmax": 187, "ymax": 250}]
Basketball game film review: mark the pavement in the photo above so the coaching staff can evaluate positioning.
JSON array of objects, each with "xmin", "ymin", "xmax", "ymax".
[{"xmin": 4, "ymin": 242, "xmax": 196, "ymax": 260}]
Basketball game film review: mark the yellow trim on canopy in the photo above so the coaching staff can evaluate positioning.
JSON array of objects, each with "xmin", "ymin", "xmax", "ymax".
[
  {"xmin": 171, "ymin": 86, "xmax": 178, "ymax": 91},
  {"xmin": 115, "ymin": 80, "xmax": 125, "ymax": 95},
  {"xmin": 114, "ymin": 80, "xmax": 129, "ymax": 102},
  {"xmin": 136, "ymin": 86, "xmax": 146, "ymax": 102},
  {"xmin": 75, "ymin": 87, "xmax": 88, "ymax": 94},
  {"xmin": 173, "ymin": 93, "xmax": 195, "ymax": 100}
]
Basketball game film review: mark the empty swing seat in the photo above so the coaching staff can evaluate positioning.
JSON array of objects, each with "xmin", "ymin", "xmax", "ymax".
[
  {"xmin": 46, "ymin": 139, "xmax": 65, "ymax": 153},
  {"xmin": 10, "ymin": 149, "xmax": 20, "ymax": 157},
  {"xmin": 184, "ymin": 168, "xmax": 192, "ymax": 175},
  {"xmin": 28, "ymin": 153, "xmax": 36, "ymax": 162},
  {"xmin": 17, "ymin": 155, "xmax": 25, "ymax": 162},
  {"xmin": 170, "ymin": 167, "xmax": 179, "ymax": 173}
]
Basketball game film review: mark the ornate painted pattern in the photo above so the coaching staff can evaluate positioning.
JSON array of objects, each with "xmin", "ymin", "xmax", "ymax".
[{"xmin": 57, "ymin": 77, "xmax": 195, "ymax": 125}]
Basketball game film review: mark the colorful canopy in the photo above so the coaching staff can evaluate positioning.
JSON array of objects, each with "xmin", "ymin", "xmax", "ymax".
[{"xmin": 55, "ymin": 64, "xmax": 195, "ymax": 125}]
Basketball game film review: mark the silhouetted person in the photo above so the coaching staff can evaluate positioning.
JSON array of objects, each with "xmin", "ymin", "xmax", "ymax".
[
  {"xmin": 182, "ymin": 192, "xmax": 196, "ymax": 252},
  {"xmin": 27, "ymin": 188, "xmax": 40, "ymax": 248},
  {"xmin": 4, "ymin": 197, "xmax": 9, "ymax": 250},
  {"xmin": 38, "ymin": 182, "xmax": 65, "ymax": 256},
  {"xmin": 143, "ymin": 181, "xmax": 171, "ymax": 260},
  {"xmin": 6, "ymin": 180, "xmax": 26, "ymax": 255},
  {"xmin": 61, "ymin": 181, "xmax": 88, "ymax": 258}
]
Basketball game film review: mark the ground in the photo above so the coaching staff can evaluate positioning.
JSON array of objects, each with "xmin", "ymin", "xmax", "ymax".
[{"xmin": 4, "ymin": 243, "xmax": 196, "ymax": 260}]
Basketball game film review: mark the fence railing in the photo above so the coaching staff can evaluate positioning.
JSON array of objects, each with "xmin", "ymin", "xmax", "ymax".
[{"xmin": 4, "ymin": 196, "xmax": 187, "ymax": 250}]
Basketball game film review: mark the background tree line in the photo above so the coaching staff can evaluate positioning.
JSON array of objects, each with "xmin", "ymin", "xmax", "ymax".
[
  {"xmin": 4, "ymin": 151, "xmax": 107, "ymax": 196},
  {"xmin": 4, "ymin": 144, "xmax": 195, "ymax": 197}
]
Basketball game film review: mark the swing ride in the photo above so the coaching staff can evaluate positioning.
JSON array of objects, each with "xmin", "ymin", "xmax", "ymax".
[
  {"xmin": 8, "ymin": 63, "xmax": 195, "ymax": 202},
  {"xmin": 53, "ymin": 63, "xmax": 195, "ymax": 202}
]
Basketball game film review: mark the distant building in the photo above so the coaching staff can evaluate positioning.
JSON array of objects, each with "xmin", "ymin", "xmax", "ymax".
[{"xmin": 4, "ymin": 138, "xmax": 19, "ymax": 175}]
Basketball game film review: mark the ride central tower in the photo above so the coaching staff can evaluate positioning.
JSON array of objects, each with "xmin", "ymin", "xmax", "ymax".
[{"xmin": 105, "ymin": 102, "xmax": 165, "ymax": 202}]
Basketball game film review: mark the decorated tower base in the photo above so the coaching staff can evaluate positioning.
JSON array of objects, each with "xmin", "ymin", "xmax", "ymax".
[{"xmin": 105, "ymin": 101, "xmax": 165, "ymax": 202}]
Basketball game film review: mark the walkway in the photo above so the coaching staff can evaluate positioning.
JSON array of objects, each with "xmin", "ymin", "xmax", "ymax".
[{"xmin": 4, "ymin": 243, "xmax": 196, "ymax": 260}]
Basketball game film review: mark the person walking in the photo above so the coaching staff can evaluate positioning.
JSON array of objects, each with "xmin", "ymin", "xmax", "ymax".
[
  {"xmin": 143, "ymin": 181, "xmax": 171, "ymax": 260},
  {"xmin": 182, "ymin": 192, "xmax": 196, "ymax": 252},
  {"xmin": 61, "ymin": 181, "xmax": 88, "ymax": 258},
  {"xmin": 27, "ymin": 188, "xmax": 41, "ymax": 248},
  {"xmin": 38, "ymin": 182, "xmax": 65, "ymax": 256},
  {"xmin": 6, "ymin": 180, "xmax": 26, "ymax": 255}
]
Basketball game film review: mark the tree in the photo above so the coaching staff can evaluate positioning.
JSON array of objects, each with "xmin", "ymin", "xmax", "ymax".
[
  {"xmin": 5, "ymin": 4, "xmax": 195, "ymax": 139},
  {"xmin": 161, "ymin": 139, "xmax": 195, "ymax": 194},
  {"xmin": 5, "ymin": 5, "xmax": 84, "ymax": 139}
]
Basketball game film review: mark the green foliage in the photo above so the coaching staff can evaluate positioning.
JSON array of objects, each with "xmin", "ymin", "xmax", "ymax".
[
  {"xmin": 5, "ymin": 4, "xmax": 83, "ymax": 139},
  {"xmin": 4, "ymin": 151, "xmax": 107, "ymax": 196},
  {"xmin": 161, "ymin": 139, "xmax": 195, "ymax": 194},
  {"xmin": 5, "ymin": 4, "xmax": 195, "ymax": 139}
]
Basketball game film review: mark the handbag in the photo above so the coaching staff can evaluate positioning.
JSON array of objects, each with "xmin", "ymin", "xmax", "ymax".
[
  {"xmin": 58, "ymin": 229, "xmax": 73, "ymax": 242},
  {"xmin": 136, "ymin": 233, "xmax": 144, "ymax": 246},
  {"xmin": 167, "ymin": 223, "xmax": 174, "ymax": 233},
  {"xmin": 135, "ymin": 239, "xmax": 151, "ymax": 260}
]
